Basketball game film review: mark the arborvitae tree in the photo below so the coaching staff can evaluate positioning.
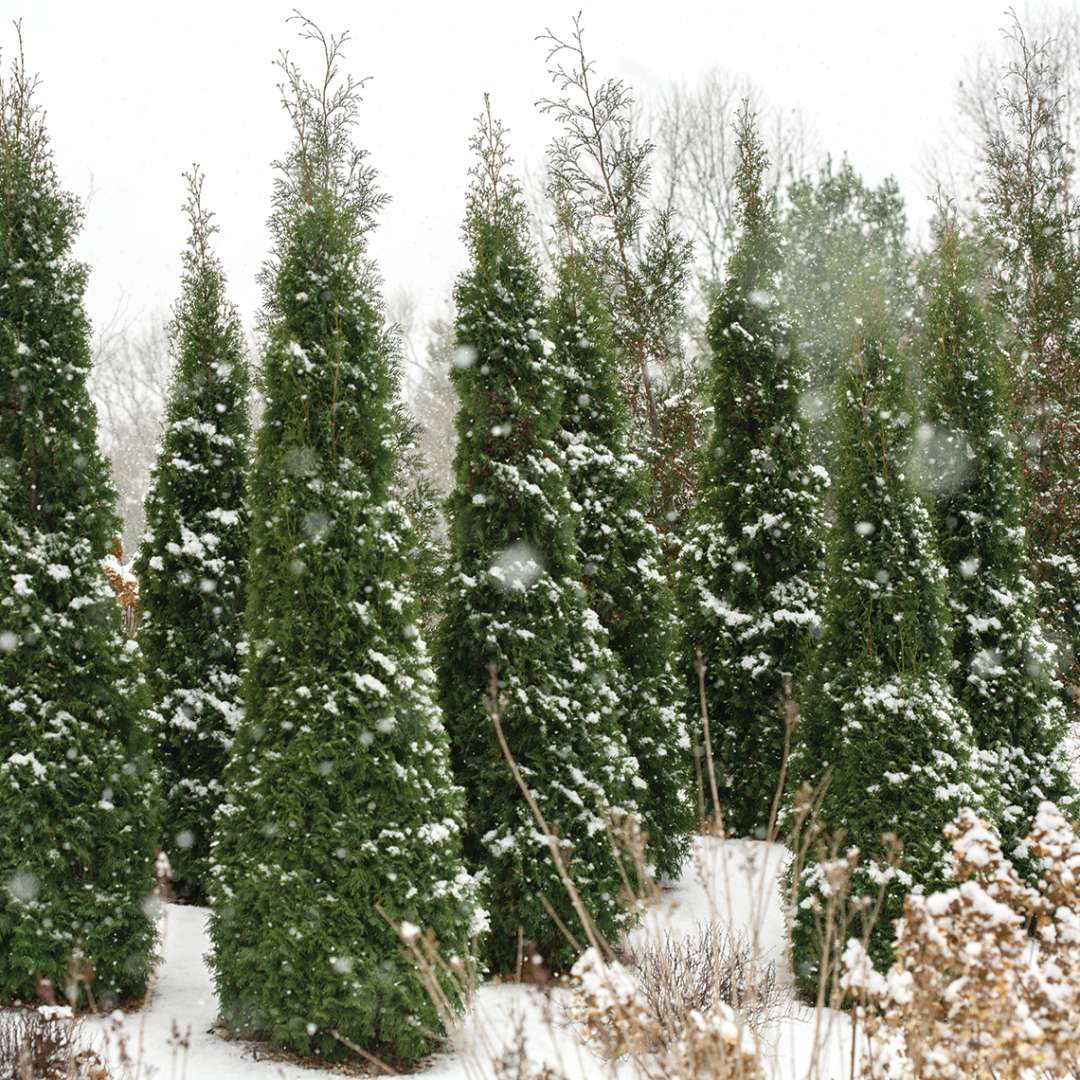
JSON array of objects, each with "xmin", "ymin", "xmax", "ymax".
[
  {"xmin": 780, "ymin": 158, "xmax": 913, "ymax": 470},
  {"xmin": 436, "ymin": 99, "xmax": 644, "ymax": 973},
  {"xmin": 0, "ymin": 32, "xmax": 157, "ymax": 1006},
  {"xmin": 918, "ymin": 210, "xmax": 1075, "ymax": 866},
  {"xmin": 677, "ymin": 109, "xmax": 825, "ymax": 839},
  {"xmin": 208, "ymin": 22, "xmax": 480, "ymax": 1060},
  {"xmin": 540, "ymin": 16, "xmax": 696, "ymax": 531},
  {"xmin": 788, "ymin": 304, "xmax": 984, "ymax": 988},
  {"xmin": 981, "ymin": 15, "xmax": 1080, "ymax": 709},
  {"xmin": 134, "ymin": 169, "xmax": 250, "ymax": 902},
  {"xmin": 550, "ymin": 237, "xmax": 694, "ymax": 879}
]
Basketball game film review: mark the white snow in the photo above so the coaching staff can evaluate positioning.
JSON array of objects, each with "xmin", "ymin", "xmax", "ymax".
[{"xmin": 86, "ymin": 837, "xmax": 855, "ymax": 1079}]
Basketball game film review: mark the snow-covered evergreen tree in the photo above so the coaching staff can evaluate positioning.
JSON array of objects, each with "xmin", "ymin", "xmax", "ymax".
[
  {"xmin": 788, "ymin": 302, "xmax": 985, "ymax": 987},
  {"xmin": 677, "ymin": 108, "xmax": 825, "ymax": 839},
  {"xmin": 208, "ymin": 22, "xmax": 481, "ymax": 1061},
  {"xmin": 436, "ymin": 99, "xmax": 644, "ymax": 973},
  {"xmin": 135, "ymin": 169, "xmax": 250, "ymax": 902},
  {"xmin": 0, "ymin": 32, "xmax": 157, "ymax": 1006},
  {"xmin": 919, "ymin": 210, "xmax": 1075, "ymax": 867},
  {"xmin": 780, "ymin": 158, "xmax": 912, "ymax": 471},
  {"xmin": 550, "ymin": 238, "xmax": 694, "ymax": 879}
]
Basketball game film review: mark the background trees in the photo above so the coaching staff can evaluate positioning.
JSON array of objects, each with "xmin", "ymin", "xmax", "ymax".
[
  {"xmin": 134, "ymin": 168, "xmax": 251, "ymax": 901},
  {"xmin": 0, "ymin": 32, "xmax": 157, "ymax": 1007},
  {"xmin": 778, "ymin": 159, "xmax": 914, "ymax": 472},
  {"xmin": 89, "ymin": 314, "xmax": 173, "ymax": 552},
  {"xmin": 980, "ymin": 16, "xmax": 1080, "ymax": 712}
]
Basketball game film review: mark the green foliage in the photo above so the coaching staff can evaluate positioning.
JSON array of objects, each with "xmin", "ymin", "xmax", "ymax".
[
  {"xmin": 0, "ymin": 33, "xmax": 156, "ymax": 1006},
  {"xmin": 678, "ymin": 109, "xmax": 825, "ymax": 839},
  {"xmin": 391, "ymin": 399, "xmax": 448, "ymax": 621},
  {"xmin": 980, "ymin": 16, "xmax": 1080, "ymax": 708},
  {"xmin": 788, "ymin": 306, "xmax": 983, "ymax": 988},
  {"xmin": 436, "ymin": 100, "xmax": 644, "ymax": 972},
  {"xmin": 134, "ymin": 170, "xmax": 250, "ymax": 902},
  {"xmin": 208, "ymin": 22, "xmax": 480, "ymax": 1061},
  {"xmin": 780, "ymin": 158, "xmax": 913, "ymax": 470},
  {"xmin": 918, "ymin": 211, "xmax": 1075, "ymax": 868},
  {"xmin": 551, "ymin": 245, "xmax": 694, "ymax": 879},
  {"xmin": 540, "ymin": 16, "xmax": 696, "ymax": 531}
]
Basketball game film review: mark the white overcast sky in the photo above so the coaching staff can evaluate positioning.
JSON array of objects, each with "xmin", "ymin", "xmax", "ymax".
[{"xmin": 4, "ymin": 0, "xmax": 1074, "ymax": 345}]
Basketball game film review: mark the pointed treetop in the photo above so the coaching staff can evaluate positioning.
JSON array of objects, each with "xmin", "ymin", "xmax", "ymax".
[
  {"xmin": 0, "ymin": 21, "xmax": 47, "ymax": 164},
  {"xmin": 538, "ymin": 12, "xmax": 650, "ymax": 249},
  {"xmin": 260, "ymin": 13, "xmax": 388, "ymax": 321},
  {"xmin": 728, "ymin": 103, "xmax": 780, "ymax": 286},
  {"xmin": 465, "ymin": 94, "xmax": 526, "ymax": 238},
  {"xmin": 733, "ymin": 102, "xmax": 770, "ymax": 229},
  {"xmin": 180, "ymin": 165, "xmax": 219, "ymax": 273},
  {"xmin": 267, "ymin": 12, "xmax": 386, "ymax": 247}
]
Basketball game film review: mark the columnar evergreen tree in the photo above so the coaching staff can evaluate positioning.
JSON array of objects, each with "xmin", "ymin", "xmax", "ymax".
[
  {"xmin": 208, "ymin": 22, "xmax": 480, "ymax": 1061},
  {"xmin": 982, "ymin": 16, "xmax": 1080, "ymax": 707},
  {"xmin": 0, "ymin": 32, "xmax": 157, "ymax": 1006},
  {"xmin": 550, "ymin": 236, "xmax": 694, "ymax": 879},
  {"xmin": 677, "ymin": 108, "xmax": 825, "ymax": 839},
  {"xmin": 135, "ymin": 169, "xmax": 250, "ymax": 902},
  {"xmin": 780, "ymin": 158, "xmax": 913, "ymax": 471},
  {"xmin": 436, "ymin": 99, "xmax": 644, "ymax": 973},
  {"xmin": 788, "ymin": 303, "xmax": 984, "ymax": 987},
  {"xmin": 919, "ymin": 211, "xmax": 1075, "ymax": 865}
]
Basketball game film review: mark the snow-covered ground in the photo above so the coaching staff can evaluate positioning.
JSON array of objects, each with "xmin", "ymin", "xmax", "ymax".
[{"xmin": 86, "ymin": 837, "xmax": 853, "ymax": 1079}]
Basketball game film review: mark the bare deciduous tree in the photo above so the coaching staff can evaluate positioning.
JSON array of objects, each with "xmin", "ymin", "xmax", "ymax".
[
  {"xmin": 394, "ymin": 288, "xmax": 458, "ymax": 498},
  {"xmin": 650, "ymin": 71, "xmax": 817, "ymax": 284},
  {"xmin": 88, "ymin": 308, "xmax": 171, "ymax": 551},
  {"xmin": 927, "ymin": 6, "xmax": 1080, "ymax": 207}
]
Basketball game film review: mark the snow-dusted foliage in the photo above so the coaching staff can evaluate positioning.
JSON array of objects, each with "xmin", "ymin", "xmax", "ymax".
[
  {"xmin": 918, "ymin": 213, "xmax": 1075, "ymax": 873},
  {"xmin": 134, "ymin": 170, "xmax": 251, "ymax": 902},
  {"xmin": 0, "ymin": 38, "xmax": 157, "ymax": 1005},
  {"xmin": 845, "ymin": 804, "xmax": 1080, "ymax": 1078},
  {"xmin": 208, "ymin": 23, "xmax": 480, "ymax": 1061},
  {"xmin": 788, "ymin": 307, "xmax": 984, "ymax": 986},
  {"xmin": 677, "ymin": 108, "xmax": 825, "ymax": 839},
  {"xmin": 551, "ymin": 248, "xmax": 694, "ymax": 879},
  {"xmin": 569, "ymin": 947, "xmax": 764, "ymax": 1078},
  {"xmin": 436, "ymin": 100, "xmax": 644, "ymax": 972}
]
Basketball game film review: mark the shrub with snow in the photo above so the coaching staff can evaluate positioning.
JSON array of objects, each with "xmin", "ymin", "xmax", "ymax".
[
  {"xmin": 569, "ymin": 946, "xmax": 764, "ymax": 1079},
  {"xmin": 845, "ymin": 803, "xmax": 1080, "ymax": 1079}
]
